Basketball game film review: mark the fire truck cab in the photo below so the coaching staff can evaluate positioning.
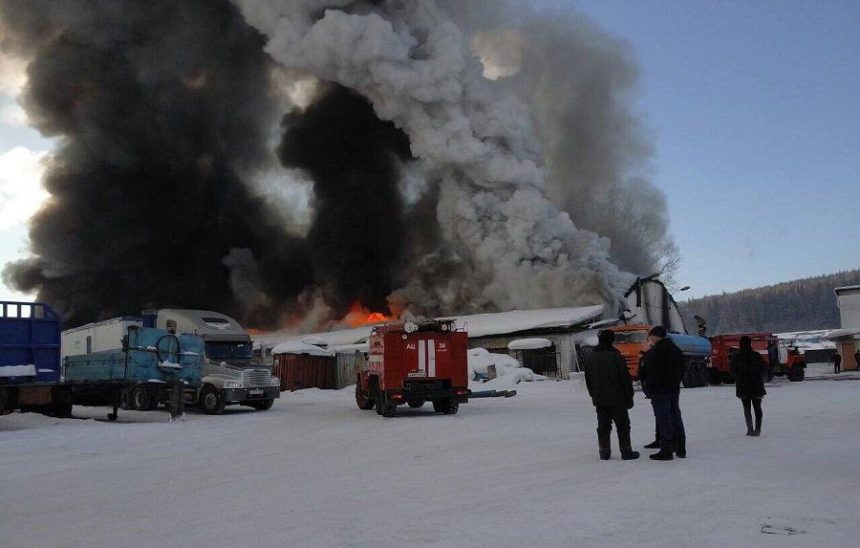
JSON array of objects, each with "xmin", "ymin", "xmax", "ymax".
[{"xmin": 355, "ymin": 320, "xmax": 470, "ymax": 417}]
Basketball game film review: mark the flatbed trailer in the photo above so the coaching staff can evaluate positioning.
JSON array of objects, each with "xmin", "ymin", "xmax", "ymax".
[{"xmin": 1, "ymin": 301, "xmax": 204, "ymax": 421}]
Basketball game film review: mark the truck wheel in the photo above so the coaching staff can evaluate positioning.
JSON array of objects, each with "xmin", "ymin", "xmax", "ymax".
[
  {"xmin": 356, "ymin": 383, "xmax": 375, "ymax": 410},
  {"xmin": 708, "ymin": 369, "xmax": 722, "ymax": 385},
  {"xmin": 433, "ymin": 398, "xmax": 459, "ymax": 415},
  {"xmin": 681, "ymin": 372, "xmax": 693, "ymax": 389},
  {"xmin": 407, "ymin": 399, "xmax": 424, "ymax": 408},
  {"xmin": 380, "ymin": 394, "xmax": 396, "ymax": 418},
  {"xmin": 788, "ymin": 368, "xmax": 805, "ymax": 382},
  {"xmin": 132, "ymin": 386, "xmax": 155, "ymax": 411},
  {"xmin": 200, "ymin": 386, "xmax": 225, "ymax": 415},
  {"xmin": 250, "ymin": 399, "xmax": 274, "ymax": 411},
  {"xmin": 374, "ymin": 388, "xmax": 383, "ymax": 415},
  {"xmin": 120, "ymin": 389, "xmax": 133, "ymax": 410},
  {"xmin": 697, "ymin": 363, "xmax": 710, "ymax": 387}
]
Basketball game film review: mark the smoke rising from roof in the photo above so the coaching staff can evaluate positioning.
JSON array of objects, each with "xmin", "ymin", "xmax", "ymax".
[
  {"xmin": 2, "ymin": 0, "xmax": 674, "ymax": 329},
  {"xmin": 237, "ymin": 0, "xmax": 635, "ymax": 315}
]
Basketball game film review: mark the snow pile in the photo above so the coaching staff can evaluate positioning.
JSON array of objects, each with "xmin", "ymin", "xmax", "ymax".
[
  {"xmin": 467, "ymin": 347, "xmax": 544, "ymax": 391},
  {"xmin": 0, "ymin": 364, "xmax": 36, "ymax": 377},
  {"xmin": 158, "ymin": 361, "xmax": 181, "ymax": 370},
  {"xmin": 271, "ymin": 341, "xmax": 335, "ymax": 357}
]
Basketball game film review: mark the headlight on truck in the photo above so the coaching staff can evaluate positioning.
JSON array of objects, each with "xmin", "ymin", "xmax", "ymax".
[
  {"xmin": 270, "ymin": 376, "xmax": 280, "ymax": 387},
  {"xmin": 223, "ymin": 380, "xmax": 243, "ymax": 389}
]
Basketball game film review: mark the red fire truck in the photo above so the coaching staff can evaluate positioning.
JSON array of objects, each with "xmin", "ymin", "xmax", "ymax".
[{"xmin": 355, "ymin": 320, "xmax": 470, "ymax": 417}]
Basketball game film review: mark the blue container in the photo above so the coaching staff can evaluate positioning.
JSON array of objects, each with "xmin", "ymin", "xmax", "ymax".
[
  {"xmin": 668, "ymin": 332, "xmax": 712, "ymax": 357},
  {"xmin": 0, "ymin": 302, "xmax": 62, "ymax": 385},
  {"xmin": 64, "ymin": 326, "xmax": 203, "ymax": 386}
]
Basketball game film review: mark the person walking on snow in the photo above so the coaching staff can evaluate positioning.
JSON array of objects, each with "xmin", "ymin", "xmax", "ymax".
[
  {"xmin": 832, "ymin": 352, "xmax": 842, "ymax": 374},
  {"xmin": 639, "ymin": 326, "xmax": 686, "ymax": 460},
  {"xmin": 583, "ymin": 330, "xmax": 639, "ymax": 461},
  {"xmin": 854, "ymin": 350, "xmax": 860, "ymax": 372},
  {"xmin": 730, "ymin": 336, "xmax": 766, "ymax": 436}
]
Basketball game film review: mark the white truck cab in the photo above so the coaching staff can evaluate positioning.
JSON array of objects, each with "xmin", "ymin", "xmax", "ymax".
[{"xmin": 143, "ymin": 309, "xmax": 279, "ymax": 414}]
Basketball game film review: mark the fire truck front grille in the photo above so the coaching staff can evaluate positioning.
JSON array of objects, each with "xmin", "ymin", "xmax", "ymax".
[{"xmin": 243, "ymin": 369, "xmax": 271, "ymax": 387}]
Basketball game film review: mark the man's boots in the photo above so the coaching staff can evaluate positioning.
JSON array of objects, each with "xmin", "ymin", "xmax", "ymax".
[
  {"xmin": 675, "ymin": 437, "xmax": 686, "ymax": 458},
  {"xmin": 644, "ymin": 427, "xmax": 660, "ymax": 448},
  {"xmin": 618, "ymin": 430, "xmax": 640, "ymax": 460},
  {"xmin": 753, "ymin": 415, "xmax": 762, "ymax": 437},
  {"xmin": 649, "ymin": 440, "xmax": 674, "ymax": 461},
  {"xmin": 598, "ymin": 430, "xmax": 611, "ymax": 460}
]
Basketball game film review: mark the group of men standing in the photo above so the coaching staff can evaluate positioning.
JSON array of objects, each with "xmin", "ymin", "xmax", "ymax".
[{"xmin": 583, "ymin": 326, "xmax": 686, "ymax": 461}]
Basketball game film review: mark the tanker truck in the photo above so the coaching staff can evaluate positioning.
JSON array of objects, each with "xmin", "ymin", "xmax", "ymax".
[{"xmin": 607, "ymin": 323, "xmax": 712, "ymax": 388}]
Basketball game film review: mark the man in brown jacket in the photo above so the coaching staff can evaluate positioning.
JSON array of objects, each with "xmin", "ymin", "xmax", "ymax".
[{"xmin": 584, "ymin": 330, "xmax": 639, "ymax": 460}]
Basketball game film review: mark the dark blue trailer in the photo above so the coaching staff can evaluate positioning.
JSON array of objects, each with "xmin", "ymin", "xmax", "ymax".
[{"xmin": 0, "ymin": 302, "xmax": 66, "ymax": 416}]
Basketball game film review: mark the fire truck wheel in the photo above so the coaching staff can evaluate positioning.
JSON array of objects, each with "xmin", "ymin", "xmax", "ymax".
[
  {"xmin": 407, "ymin": 399, "xmax": 424, "ymax": 408},
  {"xmin": 375, "ymin": 392, "xmax": 384, "ymax": 415},
  {"xmin": 200, "ymin": 386, "xmax": 225, "ymax": 415},
  {"xmin": 356, "ymin": 383, "xmax": 375, "ymax": 410},
  {"xmin": 380, "ymin": 394, "xmax": 396, "ymax": 418},
  {"xmin": 433, "ymin": 398, "xmax": 459, "ymax": 415},
  {"xmin": 788, "ymin": 368, "xmax": 805, "ymax": 382}
]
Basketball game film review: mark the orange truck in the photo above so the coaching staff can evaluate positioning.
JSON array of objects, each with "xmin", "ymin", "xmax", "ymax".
[{"xmin": 607, "ymin": 323, "xmax": 711, "ymax": 388}]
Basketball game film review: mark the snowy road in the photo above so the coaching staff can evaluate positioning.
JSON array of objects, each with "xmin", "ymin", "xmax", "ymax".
[{"xmin": 2, "ymin": 377, "xmax": 859, "ymax": 548}]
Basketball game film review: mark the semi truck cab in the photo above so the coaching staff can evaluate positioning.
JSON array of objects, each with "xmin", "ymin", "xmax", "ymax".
[{"xmin": 142, "ymin": 309, "xmax": 279, "ymax": 414}]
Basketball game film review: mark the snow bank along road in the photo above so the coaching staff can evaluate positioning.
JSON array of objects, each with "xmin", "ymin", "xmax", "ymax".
[{"xmin": 2, "ymin": 377, "xmax": 858, "ymax": 548}]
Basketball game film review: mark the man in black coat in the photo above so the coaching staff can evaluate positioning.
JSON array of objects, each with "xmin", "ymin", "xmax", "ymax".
[
  {"xmin": 854, "ymin": 350, "xmax": 860, "ymax": 372},
  {"xmin": 832, "ymin": 352, "xmax": 842, "ymax": 374},
  {"xmin": 584, "ymin": 330, "xmax": 639, "ymax": 460},
  {"xmin": 639, "ymin": 325, "xmax": 686, "ymax": 460}
]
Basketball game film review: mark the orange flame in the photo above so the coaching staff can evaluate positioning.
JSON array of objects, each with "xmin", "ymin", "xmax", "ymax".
[{"xmin": 343, "ymin": 301, "xmax": 395, "ymax": 327}]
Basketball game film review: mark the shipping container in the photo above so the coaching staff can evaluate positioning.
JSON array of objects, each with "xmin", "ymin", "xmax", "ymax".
[
  {"xmin": 273, "ymin": 352, "xmax": 337, "ymax": 391},
  {"xmin": 62, "ymin": 316, "xmax": 142, "ymax": 358}
]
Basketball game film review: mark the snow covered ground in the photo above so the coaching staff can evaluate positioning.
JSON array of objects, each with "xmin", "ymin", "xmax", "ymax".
[{"xmin": 2, "ymin": 376, "xmax": 859, "ymax": 548}]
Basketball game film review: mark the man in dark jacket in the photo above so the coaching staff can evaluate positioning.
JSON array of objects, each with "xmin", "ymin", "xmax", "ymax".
[
  {"xmin": 854, "ymin": 350, "xmax": 860, "ymax": 372},
  {"xmin": 584, "ymin": 330, "xmax": 639, "ymax": 460},
  {"xmin": 832, "ymin": 352, "xmax": 842, "ymax": 374},
  {"xmin": 639, "ymin": 326, "xmax": 686, "ymax": 460}
]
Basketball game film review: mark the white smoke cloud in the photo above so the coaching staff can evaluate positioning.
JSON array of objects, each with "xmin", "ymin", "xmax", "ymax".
[{"xmin": 236, "ymin": 0, "xmax": 634, "ymax": 315}]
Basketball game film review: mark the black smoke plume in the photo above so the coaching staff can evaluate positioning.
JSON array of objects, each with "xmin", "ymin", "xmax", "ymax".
[
  {"xmin": 278, "ymin": 86, "xmax": 412, "ymax": 313},
  {"xmin": 0, "ymin": 0, "xmax": 312, "ymax": 328}
]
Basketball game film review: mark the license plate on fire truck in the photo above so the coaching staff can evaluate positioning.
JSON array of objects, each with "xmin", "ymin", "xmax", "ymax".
[
  {"xmin": 407, "ymin": 371, "xmax": 427, "ymax": 378},
  {"xmin": 249, "ymin": 389, "xmax": 264, "ymax": 396}
]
